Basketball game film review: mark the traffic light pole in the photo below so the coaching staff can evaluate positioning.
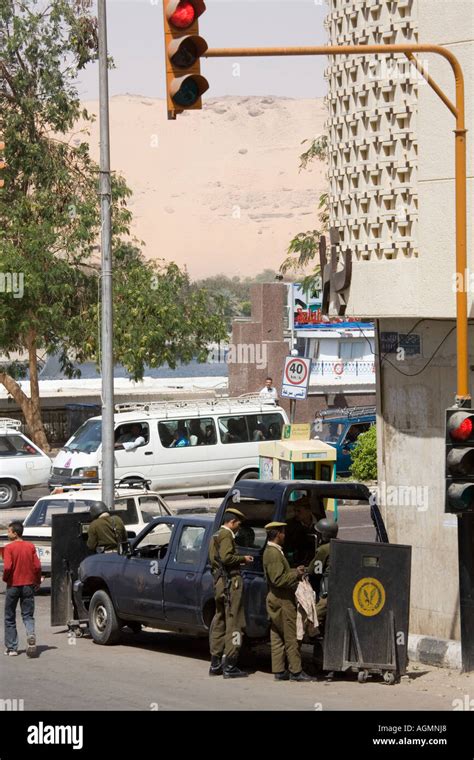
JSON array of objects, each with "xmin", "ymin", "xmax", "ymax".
[
  {"xmin": 98, "ymin": 0, "xmax": 115, "ymax": 509},
  {"xmin": 204, "ymin": 43, "xmax": 469, "ymax": 406}
]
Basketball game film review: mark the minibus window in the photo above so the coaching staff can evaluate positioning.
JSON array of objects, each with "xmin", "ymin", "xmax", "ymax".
[
  {"xmin": 218, "ymin": 416, "xmax": 249, "ymax": 444},
  {"xmin": 158, "ymin": 418, "xmax": 217, "ymax": 447}
]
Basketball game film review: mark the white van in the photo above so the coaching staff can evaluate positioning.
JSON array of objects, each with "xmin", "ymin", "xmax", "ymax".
[
  {"xmin": 0, "ymin": 419, "xmax": 52, "ymax": 507},
  {"xmin": 49, "ymin": 396, "xmax": 288, "ymax": 494}
]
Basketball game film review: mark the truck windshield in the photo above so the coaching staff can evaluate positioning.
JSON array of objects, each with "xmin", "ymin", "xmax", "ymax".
[
  {"xmin": 317, "ymin": 421, "xmax": 345, "ymax": 443},
  {"xmin": 25, "ymin": 499, "xmax": 95, "ymax": 528},
  {"xmin": 63, "ymin": 419, "xmax": 102, "ymax": 454}
]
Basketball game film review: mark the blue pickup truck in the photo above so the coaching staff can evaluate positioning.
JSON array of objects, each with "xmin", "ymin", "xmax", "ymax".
[{"xmin": 51, "ymin": 480, "xmax": 387, "ymax": 646}]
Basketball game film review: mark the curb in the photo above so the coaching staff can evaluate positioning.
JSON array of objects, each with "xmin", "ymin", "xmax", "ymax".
[{"xmin": 408, "ymin": 633, "xmax": 461, "ymax": 670}]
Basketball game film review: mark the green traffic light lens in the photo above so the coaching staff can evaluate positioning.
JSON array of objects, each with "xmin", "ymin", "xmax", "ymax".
[
  {"xmin": 448, "ymin": 483, "xmax": 474, "ymax": 511},
  {"xmin": 172, "ymin": 78, "xmax": 199, "ymax": 107}
]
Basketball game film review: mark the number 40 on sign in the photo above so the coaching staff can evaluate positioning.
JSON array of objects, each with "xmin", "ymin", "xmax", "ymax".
[{"xmin": 281, "ymin": 356, "xmax": 312, "ymax": 400}]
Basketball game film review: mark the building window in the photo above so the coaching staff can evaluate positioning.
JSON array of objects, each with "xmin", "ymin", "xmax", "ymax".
[{"xmin": 339, "ymin": 340, "xmax": 366, "ymax": 360}]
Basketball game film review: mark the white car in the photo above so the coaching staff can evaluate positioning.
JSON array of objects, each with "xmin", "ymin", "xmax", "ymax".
[
  {"xmin": 0, "ymin": 419, "xmax": 52, "ymax": 508},
  {"xmin": 0, "ymin": 484, "xmax": 174, "ymax": 576}
]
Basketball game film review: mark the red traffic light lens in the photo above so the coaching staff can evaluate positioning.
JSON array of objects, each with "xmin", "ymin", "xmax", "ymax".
[
  {"xmin": 169, "ymin": 1, "xmax": 195, "ymax": 29},
  {"xmin": 451, "ymin": 417, "xmax": 473, "ymax": 441}
]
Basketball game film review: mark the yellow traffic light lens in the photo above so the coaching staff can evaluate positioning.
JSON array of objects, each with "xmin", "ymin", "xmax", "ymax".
[
  {"xmin": 171, "ymin": 38, "xmax": 199, "ymax": 68},
  {"xmin": 172, "ymin": 77, "xmax": 199, "ymax": 107}
]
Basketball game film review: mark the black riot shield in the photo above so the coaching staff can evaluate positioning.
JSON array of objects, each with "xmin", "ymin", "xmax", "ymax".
[
  {"xmin": 323, "ymin": 539, "xmax": 411, "ymax": 682},
  {"xmin": 51, "ymin": 513, "xmax": 91, "ymax": 627}
]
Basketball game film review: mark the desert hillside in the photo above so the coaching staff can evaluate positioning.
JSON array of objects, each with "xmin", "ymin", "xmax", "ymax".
[{"xmin": 78, "ymin": 95, "xmax": 327, "ymax": 279}]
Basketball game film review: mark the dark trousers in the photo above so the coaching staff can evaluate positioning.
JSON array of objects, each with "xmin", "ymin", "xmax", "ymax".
[{"xmin": 4, "ymin": 585, "xmax": 35, "ymax": 652}]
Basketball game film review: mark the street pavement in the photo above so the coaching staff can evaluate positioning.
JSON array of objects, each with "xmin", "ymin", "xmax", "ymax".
[{"xmin": 1, "ymin": 582, "xmax": 473, "ymax": 711}]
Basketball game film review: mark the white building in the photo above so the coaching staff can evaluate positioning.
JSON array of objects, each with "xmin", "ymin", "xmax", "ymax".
[
  {"xmin": 324, "ymin": 0, "xmax": 474, "ymax": 641},
  {"xmin": 289, "ymin": 284, "xmax": 375, "ymax": 400}
]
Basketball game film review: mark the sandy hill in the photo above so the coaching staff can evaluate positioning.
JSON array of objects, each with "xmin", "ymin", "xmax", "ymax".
[{"xmin": 78, "ymin": 95, "xmax": 327, "ymax": 279}]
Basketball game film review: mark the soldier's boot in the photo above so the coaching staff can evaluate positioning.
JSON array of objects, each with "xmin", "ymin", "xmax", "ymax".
[
  {"xmin": 274, "ymin": 671, "xmax": 290, "ymax": 681},
  {"xmin": 209, "ymin": 655, "xmax": 223, "ymax": 676},
  {"xmin": 223, "ymin": 657, "xmax": 248, "ymax": 679},
  {"xmin": 289, "ymin": 670, "xmax": 315, "ymax": 682}
]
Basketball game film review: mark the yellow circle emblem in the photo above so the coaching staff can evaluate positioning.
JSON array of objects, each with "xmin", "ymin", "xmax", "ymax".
[{"xmin": 352, "ymin": 577, "xmax": 386, "ymax": 617}]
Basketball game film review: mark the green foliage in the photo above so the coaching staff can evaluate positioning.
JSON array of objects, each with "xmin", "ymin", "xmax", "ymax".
[
  {"xmin": 193, "ymin": 270, "xmax": 287, "ymax": 331},
  {"xmin": 298, "ymin": 135, "xmax": 328, "ymax": 171},
  {"xmin": 280, "ymin": 136, "xmax": 328, "ymax": 287},
  {"xmin": 350, "ymin": 425, "xmax": 377, "ymax": 481}
]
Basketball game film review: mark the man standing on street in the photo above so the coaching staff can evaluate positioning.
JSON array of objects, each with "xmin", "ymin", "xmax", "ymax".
[
  {"xmin": 3, "ymin": 521, "xmax": 42, "ymax": 657},
  {"xmin": 263, "ymin": 521, "xmax": 313, "ymax": 681},
  {"xmin": 87, "ymin": 502, "xmax": 127, "ymax": 553},
  {"xmin": 307, "ymin": 517, "xmax": 338, "ymax": 637},
  {"xmin": 208, "ymin": 508, "xmax": 254, "ymax": 678}
]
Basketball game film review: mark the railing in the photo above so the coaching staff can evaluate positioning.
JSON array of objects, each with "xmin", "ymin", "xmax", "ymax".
[
  {"xmin": 310, "ymin": 360, "xmax": 376, "ymax": 380},
  {"xmin": 115, "ymin": 393, "xmax": 278, "ymax": 415}
]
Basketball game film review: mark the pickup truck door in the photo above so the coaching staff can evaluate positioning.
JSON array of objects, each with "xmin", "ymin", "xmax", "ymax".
[
  {"xmin": 163, "ymin": 522, "xmax": 210, "ymax": 627},
  {"xmin": 114, "ymin": 518, "xmax": 176, "ymax": 621}
]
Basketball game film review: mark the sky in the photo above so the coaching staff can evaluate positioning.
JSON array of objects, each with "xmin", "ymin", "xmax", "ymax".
[{"xmin": 76, "ymin": 0, "xmax": 329, "ymax": 101}]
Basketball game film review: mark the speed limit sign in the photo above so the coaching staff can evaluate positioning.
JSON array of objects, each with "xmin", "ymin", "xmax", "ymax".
[{"xmin": 281, "ymin": 356, "xmax": 312, "ymax": 400}]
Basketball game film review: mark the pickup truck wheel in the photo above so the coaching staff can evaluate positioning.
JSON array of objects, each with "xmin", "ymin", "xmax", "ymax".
[
  {"xmin": 0, "ymin": 482, "xmax": 18, "ymax": 508},
  {"xmin": 89, "ymin": 590, "xmax": 121, "ymax": 645}
]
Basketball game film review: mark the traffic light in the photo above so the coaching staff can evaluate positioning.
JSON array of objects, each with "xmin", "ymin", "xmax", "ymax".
[
  {"xmin": 162, "ymin": 0, "xmax": 209, "ymax": 120},
  {"xmin": 0, "ymin": 141, "xmax": 5, "ymax": 188},
  {"xmin": 445, "ymin": 407, "xmax": 474, "ymax": 513}
]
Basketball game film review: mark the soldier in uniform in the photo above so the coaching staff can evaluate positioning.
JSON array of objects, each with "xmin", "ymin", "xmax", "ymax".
[
  {"xmin": 263, "ymin": 522, "xmax": 314, "ymax": 682},
  {"xmin": 87, "ymin": 502, "xmax": 127, "ymax": 553},
  {"xmin": 208, "ymin": 508, "xmax": 254, "ymax": 678},
  {"xmin": 307, "ymin": 517, "xmax": 338, "ymax": 637},
  {"xmin": 284, "ymin": 497, "xmax": 319, "ymax": 567}
]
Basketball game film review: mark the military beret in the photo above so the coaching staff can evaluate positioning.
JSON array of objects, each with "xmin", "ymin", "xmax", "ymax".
[
  {"xmin": 225, "ymin": 507, "xmax": 246, "ymax": 520},
  {"xmin": 265, "ymin": 521, "xmax": 287, "ymax": 530}
]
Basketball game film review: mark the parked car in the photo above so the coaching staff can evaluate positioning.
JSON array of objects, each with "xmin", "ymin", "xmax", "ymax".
[
  {"xmin": 0, "ymin": 483, "xmax": 173, "ymax": 576},
  {"xmin": 313, "ymin": 407, "xmax": 376, "ymax": 475},
  {"xmin": 49, "ymin": 396, "xmax": 288, "ymax": 494},
  {"xmin": 59, "ymin": 480, "xmax": 388, "ymax": 646},
  {"xmin": 0, "ymin": 419, "xmax": 52, "ymax": 507}
]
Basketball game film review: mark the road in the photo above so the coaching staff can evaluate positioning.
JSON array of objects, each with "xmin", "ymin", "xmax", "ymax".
[{"xmin": 1, "ymin": 580, "xmax": 473, "ymax": 711}]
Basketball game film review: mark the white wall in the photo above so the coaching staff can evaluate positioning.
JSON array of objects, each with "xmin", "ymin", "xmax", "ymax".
[{"xmin": 326, "ymin": 0, "xmax": 474, "ymax": 319}]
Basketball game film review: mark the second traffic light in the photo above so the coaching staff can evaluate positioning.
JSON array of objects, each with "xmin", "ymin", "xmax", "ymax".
[
  {"xmin": 162, "ymin": 0, "xmax": 209, "ymax": 119},
  {"xmin": 445, "ymin": 407, "xmax": 474, "ymax": 513}
]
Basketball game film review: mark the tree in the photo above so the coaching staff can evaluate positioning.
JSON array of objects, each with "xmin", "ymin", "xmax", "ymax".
[
  {"xmin": 192, "ymin": 270, "xmax": 288, "ymax": 331},
  {"xmin": 0, "ymin": 0, "xmax": 226, "ymax": 449},
  {"xmin": 280, "ymin": 135, "xmax": 328, "ymax": 292},
  {"xmin": 350, "ymin": 425, "xmax": 377, "ymax": 481}
]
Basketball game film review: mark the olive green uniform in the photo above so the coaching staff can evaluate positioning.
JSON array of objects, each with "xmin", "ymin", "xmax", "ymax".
[
  {"xmin": 307, "ymin": 542, "xmax": 330, "ymax": 632},
  {"xmin": 263, "ymin": 543, "xmax": 302, "ymax": 674},
  {"xmin": 87, "ymin": 513, "xmax": 127, "ymax": 552},
  {"xmin": 208, "ymin": 527, "xmax": 247, "ymax": 660}
]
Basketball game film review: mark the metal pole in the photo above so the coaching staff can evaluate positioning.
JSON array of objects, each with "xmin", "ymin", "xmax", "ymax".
[
  {"xmin": 98, "ymin": 0, "xmax": 115, "ymax": 508},
  {"xmin": 290, "ymin": 399, "xmax": 296, "ymax": 424}
]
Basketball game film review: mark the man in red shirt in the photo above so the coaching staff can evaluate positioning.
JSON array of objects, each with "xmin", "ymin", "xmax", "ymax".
[{"xmin": 3, "ymin": 521, "xmax": 42, "ymax": 657}]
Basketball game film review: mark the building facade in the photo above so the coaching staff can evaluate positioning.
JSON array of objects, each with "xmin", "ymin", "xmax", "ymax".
[{"xmin": 324, "ymin": 0, "xmax": 474, "ymax": 640}]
